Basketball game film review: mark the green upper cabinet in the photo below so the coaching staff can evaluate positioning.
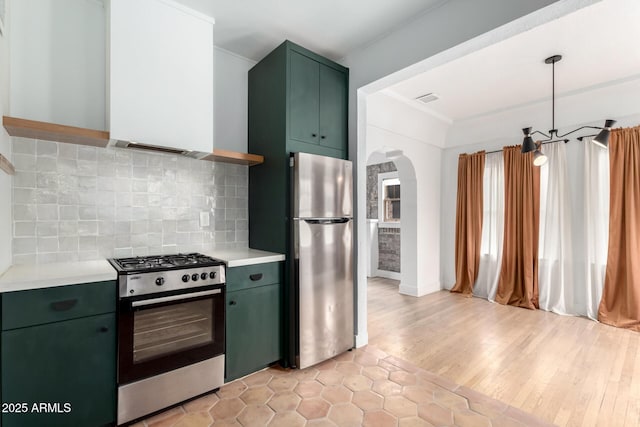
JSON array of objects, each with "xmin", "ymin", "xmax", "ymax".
[
  {"xmin": 248, "ymin": 40, "xmax": 348, "ymax": 164},
  {"xmin": 248, "ymin": 40, "xmax": 349, "ymax": 254},
  {"xmin": 319, "ymin": 64, "xmax": 348, "ymax": 151},
  {"xmin": 287, "ymin": 46, "xmax": 348, "ymax": 158},
  {"xmin": 290, "ymin": 51, "xmax": 321, "ymax": 146}
]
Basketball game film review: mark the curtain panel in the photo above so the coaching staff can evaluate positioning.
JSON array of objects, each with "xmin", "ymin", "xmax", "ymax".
[
  {"xmin": 599, "ymin": 127, "xmax": 640, "ymax": 330},
  {"xmin": 474, "ymin": 152, "xmax": 504, "ymax": 301},
  {"xmin": 451, "ymin": 151, "xmax": 485, "ymax": 295},
  {"xmin": 496, "ymin": 146, "xmax": 540, "ymax": 309},
  {"xmin": 582, "ymin": 137, "xmax": 610, "ymax": 320},
  {"xmin": 538, "ymin": 141, "xmax": 575, "ymax": 315}
]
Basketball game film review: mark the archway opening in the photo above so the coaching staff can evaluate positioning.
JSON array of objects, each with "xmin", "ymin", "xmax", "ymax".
[{"xmin": 364, "ymin": 149, "xmax": 418, "ymax": 296}]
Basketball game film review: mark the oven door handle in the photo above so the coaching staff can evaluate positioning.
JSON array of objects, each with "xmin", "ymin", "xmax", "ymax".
[{"xmin": 131, "ymin": 289, "xmax": 222, "ymax": 308}]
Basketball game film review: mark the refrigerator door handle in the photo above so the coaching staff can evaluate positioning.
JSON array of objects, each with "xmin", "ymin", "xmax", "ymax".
[{"xmin": 298, "ymin": 218, "xmax": 351, "ymax": 224}]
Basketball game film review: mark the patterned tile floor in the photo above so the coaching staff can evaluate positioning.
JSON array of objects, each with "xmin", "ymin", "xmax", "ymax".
[{"xmin": 134, "ymin": 346, "xmax": 555, "ymax": 427}]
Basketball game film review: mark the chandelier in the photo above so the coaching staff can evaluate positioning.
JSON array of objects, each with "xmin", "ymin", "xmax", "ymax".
[{"xmin": 521, "ymin": 55, "xmax": 616, "ymax": 166}]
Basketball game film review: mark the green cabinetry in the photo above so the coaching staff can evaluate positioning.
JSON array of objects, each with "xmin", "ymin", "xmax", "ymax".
[
  {"xmin": 225, "ymin": 262, "xmax": 283, "ymax": 381},
  {"xmin": 289, "ymin": 50, "xmax": 347, "ymax": 152},
  {"xmin": 1, "ymin": 281, "xmax": 117, "ymax": 427},
  {"xmin": 248, "ymin": 41, "xmax": 348, "ymax": 366},
  {"xmin": 248, "ymin": 40, "xmax": 348, "ymax": 254}
]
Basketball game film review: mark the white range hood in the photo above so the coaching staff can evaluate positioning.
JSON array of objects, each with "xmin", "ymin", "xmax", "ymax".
[{"xmin": 107, "ymin": 0, "xmax": 215, "ymax": 157}]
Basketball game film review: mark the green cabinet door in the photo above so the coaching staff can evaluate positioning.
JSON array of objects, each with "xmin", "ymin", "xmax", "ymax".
[
  {"xmin": 289, "ymin": 50, "xmax": 320, "ymax": 145},
  {"xmin": 1, "ymin": 313, "xmax": 116, "ymax": 427},
  {"xmin": 319, "ymin": 64, "xmax": 347, "ymax": 152},
  {"xmin": 226, "ymin": 284, "xmax": 281, "ymax": 381}
]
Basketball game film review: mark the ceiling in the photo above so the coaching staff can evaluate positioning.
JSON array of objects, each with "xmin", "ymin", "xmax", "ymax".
[
  {"xmin": 173, "ymin": 0, "xmax": 640, "ymax": 147},
  {"xmin": 384, "ymin": 0, "xmax": 640, "ymax": 126},
  {"xmin": 175, "ymin": 0, "xmax": 445, "ymax": 62}
]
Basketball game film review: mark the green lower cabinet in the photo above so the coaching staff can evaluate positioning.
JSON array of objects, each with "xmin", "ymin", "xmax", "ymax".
[
  {"xmin": 1, "ymin": 313, "xmax": 116, "ymax": 427},
  {"xmin": 226, "ymin": 283, "xmax": 282, "ymax": 381}
]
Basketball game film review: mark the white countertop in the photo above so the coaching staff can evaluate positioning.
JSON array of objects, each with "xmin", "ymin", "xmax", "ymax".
[
  {"xmin": 0, "ymin": 249, "xmax": 284, "ymax": 293},
  {"xmin": 206, "ymin": 248, "xmax": 285, "ymax": 268},
  {"xmin": 0, "ymin": 260, "xmax": 117, "ymax": 293}
]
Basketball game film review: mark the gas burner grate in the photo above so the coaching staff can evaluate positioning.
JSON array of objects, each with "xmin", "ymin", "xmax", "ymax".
[{"xmin": 111, "ymin": 253, "xmax": 221, "ymax": 272}]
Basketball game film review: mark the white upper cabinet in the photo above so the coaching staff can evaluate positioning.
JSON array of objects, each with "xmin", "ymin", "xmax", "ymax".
[{"xmin": 108, "ymin": 0, "xmax": 214, "ymax": 154}]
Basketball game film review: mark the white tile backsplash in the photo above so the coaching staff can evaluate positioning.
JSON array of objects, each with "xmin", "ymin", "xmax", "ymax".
[{"xmin": 12, "ymin": 139, "xmax": 249, "ymax": 264}]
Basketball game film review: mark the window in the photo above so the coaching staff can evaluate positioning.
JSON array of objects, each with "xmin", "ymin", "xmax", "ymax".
[
  {"xmin": 378, "ymin": 172, "xmax": 400, "ymax": 226},
  {"xmin": 383, "ymin": 179, "xmax": 400, "ymax": 222}
]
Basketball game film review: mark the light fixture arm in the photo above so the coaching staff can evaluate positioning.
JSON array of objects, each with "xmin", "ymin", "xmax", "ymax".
[
  {"xmin": 555, "ymin": 125, "xmax": 604, "ymax": 138},
  {"xmin": 531, "ymin": 130, "xmax": 551, "ymax": 140},
  {"xmin": 521, "ymin": 55, "xmax": 615, "ymax": 153}
]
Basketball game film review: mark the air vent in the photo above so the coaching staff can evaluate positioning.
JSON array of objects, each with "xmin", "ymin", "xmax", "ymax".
[
  {"xmin": 114, "ymin": 140, "xmax": 188, "ymax": 155},
  {"xmin": 415, "ymin": 93, "xmax": 439, "ymax": 104}
]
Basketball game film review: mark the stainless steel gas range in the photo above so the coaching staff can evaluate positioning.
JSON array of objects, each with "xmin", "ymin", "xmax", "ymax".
[{"xmin": 109, "ymin": 253, "xmax": 226, "ymax": 425}]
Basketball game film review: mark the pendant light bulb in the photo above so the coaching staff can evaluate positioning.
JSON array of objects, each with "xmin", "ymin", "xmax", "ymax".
[
  {"xmin": 592, "ymin": 119, "xmax": 616, "ymax": 149},
  {"xmin": 533, "ymin": 147, "xmax": 548, "ymax": 166}
]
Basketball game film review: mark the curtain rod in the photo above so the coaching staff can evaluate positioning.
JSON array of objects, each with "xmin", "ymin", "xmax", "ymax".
[{"xmin": 485, "ymin": 138, "xmax": 569, "ymax": 155}]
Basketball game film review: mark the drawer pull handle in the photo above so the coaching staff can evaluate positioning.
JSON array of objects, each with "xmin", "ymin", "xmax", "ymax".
[
  {"xmin": 99, "ymin": 326, "xmax": 109, "ymax": 333},
  {"xmin": 50, "ymin": 299, "xmax": 78, "ymax": 311},
  {"xmin": 249, "ymin": 273, "xmax": 263, "ymax": 281},
  {"xmin": 229, "ymin": 300, "xmax": 237, "ymax": 306}
]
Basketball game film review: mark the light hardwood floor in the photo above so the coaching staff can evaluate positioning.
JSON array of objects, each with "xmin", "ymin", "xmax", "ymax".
[{"xmin": 367, "ymin": 277, "xmax": 640, "ymax": 427}]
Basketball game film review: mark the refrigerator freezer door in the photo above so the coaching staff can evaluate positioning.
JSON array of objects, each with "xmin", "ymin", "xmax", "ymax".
[
  {"xmin": 295, "ymin": 218, "xmax": 354, "ymax": 369},
  {"xmin": 293, "ymin": 152, "xmax": 353, "ymax": 219}
]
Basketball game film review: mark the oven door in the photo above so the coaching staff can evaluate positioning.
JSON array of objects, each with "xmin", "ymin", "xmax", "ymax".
[{"xmin": 118, "ymin": 285, "xmax": 225, "ymax": 385}]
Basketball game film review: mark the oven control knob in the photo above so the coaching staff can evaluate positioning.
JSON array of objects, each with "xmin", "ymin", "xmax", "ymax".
[
  {"xmin": 200, "ymin": 272, "xmax": 207, "ymax": 280},
  {"xmin": 155, "ymin": 277, "xmax": 164, "ymax": 286},
  {"xmin": 182, "ymin": 274, "xmax": 189, "ymax": 282},
  {"xmin": 192, "ymin": 273, "xmax": 199, "ymax": 281},
  {"xmin": 209, "ymin": 272, "xmax": 216, "ymax": 279}
]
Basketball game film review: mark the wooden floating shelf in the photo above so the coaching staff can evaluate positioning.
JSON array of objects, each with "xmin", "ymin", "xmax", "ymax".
[
  {"xmin": 3, "ymin": 116, "xmax": 110, "ymax": 147},
  {"xmin": 2, "ymin": 115, "xmax": 264, "ymax": 166},
  {"xmin": 202, "ymin": 149, "xmax": 264, "ymax": 166},
  {"xmin": 0, "ymin": 153, "xmax": 15, "ymax": 175}
]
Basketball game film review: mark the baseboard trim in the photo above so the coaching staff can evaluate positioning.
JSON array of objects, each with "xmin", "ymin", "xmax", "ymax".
[
  {"xmin": 399, "ymin": 283, "xmax": 441, "ymax": 297},
  {"xmin": 374, "ymin": 269, "xmax": 401, "ymax": 280},
  {"xmin": 399, "ymin": 283, "xmax": 419, "ymax": 297},
  {"xmin": 355, "ymin": 332, "xmax": 369, "ymax": 348}
]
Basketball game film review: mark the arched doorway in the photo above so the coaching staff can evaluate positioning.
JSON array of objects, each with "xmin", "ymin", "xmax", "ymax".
[{"xmin": 365, "ymin": 149, "xmax": 418, "ymax": 296}]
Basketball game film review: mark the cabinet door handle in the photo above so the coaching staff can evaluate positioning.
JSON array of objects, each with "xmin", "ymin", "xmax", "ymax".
[
  {"xmin": 98, "ymin": 326, "xmax": 109, "ymax": 333},
  {"xmin": 312, "ymin": 133, "xmax": 317, "ymax": 137},
  {"xmin": 249, "ymin": 273, "xmax": 263, "ymax": 281},
  {"xmin": 50, "ymin": 299, "xmax": 78, "ymax": 311},
  {"xmin": 229, "ymin": 300, "xmax": 237, "ymax": 306},
  {"xmin": 320, "ymin": 135, "xmax": 326, "ymax": 139}
]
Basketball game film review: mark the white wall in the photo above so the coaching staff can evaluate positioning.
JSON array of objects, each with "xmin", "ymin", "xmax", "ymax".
[
  {"xmin": 367, "ymin": 92, "xmax": 446, "ymax": 296},
  {"xmin": 10, "ymin": 0, "xmax": 106, "ymax": 130},
  {"xmin": 0, "ymin": 0, "xmax": 12, "ymax": 273},
  {"xmin": 213, "ymin": 47, "xmax": 255, "ymax": 152}
]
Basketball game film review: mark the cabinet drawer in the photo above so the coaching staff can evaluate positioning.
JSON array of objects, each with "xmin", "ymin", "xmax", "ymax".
[
  {"xmin": 226, "ymin": 262, "xmax": 282, "ymax": 291},
  {"xmin": 2, "ymin": 281, "xmax": 116, "ymax": 330}
]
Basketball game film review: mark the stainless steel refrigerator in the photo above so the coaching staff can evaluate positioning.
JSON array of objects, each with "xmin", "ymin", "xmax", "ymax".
[{"xmin": 292, "ymin": 152, "xmax": 354, "ymax": 369}]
